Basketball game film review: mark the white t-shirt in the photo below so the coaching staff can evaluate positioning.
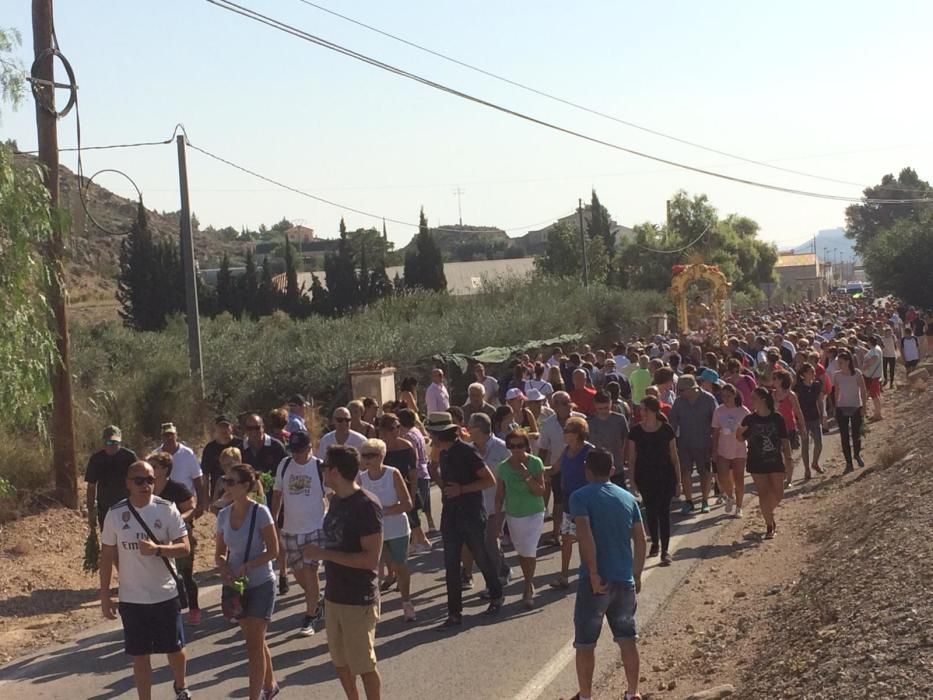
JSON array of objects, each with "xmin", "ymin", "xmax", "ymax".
[
  {"xmin": 159, "ymin": 443, "xmax": 202, "ymax": 498},
  {"xmin": 273, "ymin": 456, "xmax": 327, "ymax": 534},
  {"xmin": 902, "ymin": 336, "xmax": 921, "ymax": 363},
  {"xmin": 882, "ymin": 335, "xmax": 898, "ymax": 358},
  {"xmin": 101, "ymin": 497, "xmax": 187, "ymax": 604},
  {"xmin": 425, "ymin": 382, "xmax": 450, "ymax": 413},
  {"xmin": 537, "ymin": 411, "xmax": 585, "ymax": 465},
  {"xmin": 481, "ymin": 376, "xmax": 500, "ymax": 404},
  {"xmin": 525, "ymin": 378, "xmax": 554, "ymax": 396},
  {"xmin": 863, "ymin": 347, "xmax": 883, "ymax": 379},
  {"xmin": 317, "ymin": 430, "xmax": 367, "ymax": 463}
]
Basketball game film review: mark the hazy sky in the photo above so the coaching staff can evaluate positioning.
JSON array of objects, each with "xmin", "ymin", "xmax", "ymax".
[{"xmin": 5, "ymin": 1, "xmax": 932, "ymax": 251}]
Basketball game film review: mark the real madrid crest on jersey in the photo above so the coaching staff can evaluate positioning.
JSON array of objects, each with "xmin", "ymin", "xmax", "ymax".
[
  {"xmin": 122, "ymin": 511, "xmax": 131, "ymax": 530},
  {"xmin": 154, "ymin": 519, "xmax": 162, "ymax": 530}
]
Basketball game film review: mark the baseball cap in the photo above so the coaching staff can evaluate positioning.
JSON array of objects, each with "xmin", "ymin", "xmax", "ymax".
[
  {"xmin": 287, "ymin": 394, "xmax": 310, "ymax": 407},
  {"xmin": 102, "ymin": 425, "xmax": 122, "ymax": 443},
  {"xmin": 160, "ymin": 422, "xmax": 177, "ymax": 435},
  {"xmin": 696, "ymin": 368, "xmax": 722, "ymax": 386},
  {"xmin": 214, "ymin": 414, "xmax": 233, "ymax": 426},
  {"xmin": 288, "ymin": 430, "xmax": 312, "ymax": 452}
]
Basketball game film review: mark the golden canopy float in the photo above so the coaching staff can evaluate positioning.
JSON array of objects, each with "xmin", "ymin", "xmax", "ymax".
[{"xmin": 668, "ymin": 260, "xmax": 732, "ymax": 344}]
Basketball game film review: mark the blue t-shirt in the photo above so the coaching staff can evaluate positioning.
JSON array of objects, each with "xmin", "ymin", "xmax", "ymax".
[
  {"xmin": 216, "ymin": 502, "xmax": 275, "ymax": 589},
  {"xmin": 560, "ymin": 443, "xmax": 593, "ymax": 510},
  {"xmin": 569, "ymin": 481, "xmax": 643, "ymax": 586}
]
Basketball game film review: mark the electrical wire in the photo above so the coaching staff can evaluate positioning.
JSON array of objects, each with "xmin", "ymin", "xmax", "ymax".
[
  {"xmin": 204, "ymin": 0, "xmax": 933, "ymax": 206},
  {"xmin": 632, "ymin": 225, "xmax": 712, "ymax": 254},
  {"xmin": 184, "ymin": 137, "xmax": 570, "ymax": 234},
  {"xmin": 294, "ymin": 0, "xmax": 892, "ymax": 191}
]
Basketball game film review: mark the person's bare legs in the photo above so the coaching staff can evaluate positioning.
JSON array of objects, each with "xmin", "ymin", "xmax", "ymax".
[
  {"xmin": 619, "ymin": 639, "xmax": 640, "ymax": 697},
  {"xmin": 769, "ymin": 473, "xmax": 785, "ymax": 519},
  {"xmin": 334, "ymin": 666, "xmax": 360, "ymax": 700},
  {"xmin": 294, "ymin": 563, "xmax": 320, "ymax": 617},
  {"xmin": 131, "ymin": 655, "xmax": 153, "ymax": 700},
  {"xmin": 518, "ymin": 555, "xmax": 537, "ymax": 601},
  {"xmin": 751, "ymin": 474, "xmax": 774, "ymax": 529},
  {"xmin": 361, "ymin": 669, "xmax": 382, "ymax": 700},
  {"xmin": 239, "ymin": 618, "xmax": 268, "ymax": 700},
  {"xmin": 732, "ymin": 460, "xmax": 746, "ymax": 508},
  {"xmin": 574, "ymin": 647, "xmax": 596, "ymax": 698},
  {"xmin": 699, "ymin": 470, "xmax": 713, "ymax": 505},
  {"xmin": 262, "ymin": 636, "xmax": 275, "ymax": 691},
  {"xmin": 716, "ymin": 456, "xmax": 734, "ymax": 501},
  {"xmin": 396, "ymin": 562, "xmax": 411, "ymax": 602},
  {"xmin": 558, "ymin": 534, "xmax": 575, "ymax": 582},
  {"xmin": 166, "ymin": 649, "xmax": 186, "ymax": 695},
  {"xmin": 680, "ymin": 467, "xmax": 693, "ymax": 504}
]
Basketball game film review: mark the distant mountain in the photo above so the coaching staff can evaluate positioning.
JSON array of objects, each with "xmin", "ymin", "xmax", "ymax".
[{"xmin": 791, "ymin": 227, "xmax": 857, "ymax": 261}]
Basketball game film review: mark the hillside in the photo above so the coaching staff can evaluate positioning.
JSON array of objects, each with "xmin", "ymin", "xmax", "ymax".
[
  {"xmin": 791, "ymin": 227, "xmax": 856, "ymax": 260},
  {"xmin": 12, "ymin": 152, "xmax": 249, "ymax": 320},
  {"xmin": 396, "ymin": 224, "xmax": 522, "ymax": 262}
]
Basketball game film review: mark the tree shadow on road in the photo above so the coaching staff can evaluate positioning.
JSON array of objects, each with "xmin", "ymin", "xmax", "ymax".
[{"xmin": 0, "ymin": 587, "xmax": 100, "ymax": 618}]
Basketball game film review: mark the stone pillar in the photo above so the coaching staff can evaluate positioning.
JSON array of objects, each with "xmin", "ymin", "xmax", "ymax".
[{"xmin": 349, "ymin": 366, "xmax": 397, "ymax": 405}]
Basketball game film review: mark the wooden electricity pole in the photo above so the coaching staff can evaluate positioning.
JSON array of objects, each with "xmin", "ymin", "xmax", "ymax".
[
  {"xmin": 176, "ymin": 135, "xmax": 204, "ymax": 395},
  {"xmin": 31, "ymin": 0, "xmax": 78, "ymax": 508}
]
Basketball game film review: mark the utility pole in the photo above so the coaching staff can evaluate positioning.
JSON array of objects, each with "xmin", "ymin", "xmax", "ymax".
[
  {"xmin": 32, "ymin": 0, "xmax": 78, "ymax": 509},
  {"xmin": 175, "ymin": 135, "xmax": 204, "ymax": 395},
  {"xmin": 578, "ymin": 198, "xmax": 589, "ymax": 288},
  {"xmin": 453, "ymin": 186, "xmax": 464, "ymax": 227}
]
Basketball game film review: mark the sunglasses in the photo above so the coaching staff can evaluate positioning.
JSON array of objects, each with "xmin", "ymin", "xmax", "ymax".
[
  {"xmin": 506, "ymin": 443, "xmax": 525, "ymax": 450},
  {"xmin": 360, "ymin": 452, "xmax": 381, "ymax": 458},
  {"xmin": 221, "ymin": 476, "xmax": 244, "ymax": 486},
  {"xmin": 131, "ymin": 476, "xmax": 155, "ymax": 486},
  {"xmin": 334, "ymin": 417, "xmax": 350, "ymax": 423},
  {"xmin": 105, "ymin": 440, "xmax": 121, "ymax": 446},
  {"xmin": 152, "ymin": 462, "xmax": 170, "ymax": 470}
]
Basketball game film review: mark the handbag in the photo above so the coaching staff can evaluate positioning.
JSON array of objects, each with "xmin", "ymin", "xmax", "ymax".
[
  {"xmin": 126, "ymin": 501, "xmax": 189, "ymax": 611},
  {"xmin": 221, "ymin": 503, "xmax": 258, "ymax": 620}
]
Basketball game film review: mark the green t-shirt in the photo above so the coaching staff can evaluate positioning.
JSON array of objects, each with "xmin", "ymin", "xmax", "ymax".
[
  {"xmin": 630, "ymin": 367, "xmax": 652, "ymax": 403},
  {"xmin": 496, "ymin": 454, "xmax": 546, "ymax": 518}
]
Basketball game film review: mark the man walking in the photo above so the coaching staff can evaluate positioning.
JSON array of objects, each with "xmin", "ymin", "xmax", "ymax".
[
  {"xmin": 286, "ymin": 394, "xmax": 311, "ymax": 434},
  {"xmin": 272, "ymin": 431, "xmax": 327, "ymax": 636},
  {"xmin": 318, "ymin": 407, "xmax": 367, "ymax": 460},
  {"xmin": 302, "ymin": 446, "xmax": 383, "ymax": 700},
  {"xmin": 567, "ymin": 449, "xmax": 646, "ymax": 700},
  {"xmin": 425, "ymin": 368, "xmax": 451, "ymax": 413},
  {"xmin": 669, "ymin": 375, "xmax": 717, "ymax": 515},
  {"xmin": 537, "ymin": 391, "xmax": 585, "ymax": 545},
  {"xmin": 241, "ymin": 414, "xmax": 288, "ymax": 476},
  {"xmin": 474, "ymin": 363, "xmax": 500, "ymax": 405},
  {"xmin": 100, "ymin": 461, "xmax": 192, "ymax": 700},
  {"xmin": 588, "ymin": 392, "xmax": 629, "ymax": 489},
  {"xmin": 86, "ymin": 425, "xmax": 136, "ymax": 531},
  {"xmin": 863, "ymin": 335, "xmax": 884, "ymax": 421},
  {"xmin": 466, "ymin": 413, "xmax": 511, "ymax": 591},
  {"xmin": 200, "ymin": 415, "xmax": 242, "ymax": 500},
  {"xmin": 158, "ymin": 423, "xmax": 206, "ymax": 624},
  {"xmin": 462, "ymin": 382, "xmax": 496, "ymax": 425},
  {"xmin": 427, "ymin": 412, "xmax": 504, "ymax": 629}
]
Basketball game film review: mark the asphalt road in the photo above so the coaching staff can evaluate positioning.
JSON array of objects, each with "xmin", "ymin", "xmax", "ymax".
[{"xmin": 0, "ymin": 467, "xmax": 801, "ymax": 700}]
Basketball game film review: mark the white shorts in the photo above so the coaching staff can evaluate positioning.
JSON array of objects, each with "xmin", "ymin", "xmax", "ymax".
[
  {"xmin": 506, "ymin": 511, "xmax": 545, "ymax": 558},
  {"xmin": 560, "ymin": 512, "xmax": 577, "ymax": 538}
]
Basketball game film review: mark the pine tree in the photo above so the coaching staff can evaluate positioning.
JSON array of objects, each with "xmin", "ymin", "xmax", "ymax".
[
  {"xmin": 324, "ymin": 218, "xmax": 360, "ymax": 314},
  {"xmin": 283, "ymin": 235, "xmax": 300, "ymax": 314},
  {"xmin": 256, "ymin": 255, "xmax": 278, "ymax": 317},
  {"xmin": 368, "ymin": 256, "xmax": 394, "ymax": 300},
  {"xmin": 403, "ymin": 207, "xmax": 447, "ymax": 291},
  {"xmin": 309, "ymin": 272, "xmax": 332, "ymax": 316},
  {"xmin": 240, "ymin": 250, "xmax": 259, "ymax": 318},
  {"xmin": 587, "ymin": 190, "xmax": 616, "ymax": 284},
  {"xmin": 216, "ymin": 253, "xmax": 235, "ymax": 316}
]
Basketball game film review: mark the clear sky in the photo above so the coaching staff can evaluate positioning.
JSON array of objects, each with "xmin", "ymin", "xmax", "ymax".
[{"xmin": 5, "ymin": 0, "xmax": 932, "ymax": 252}]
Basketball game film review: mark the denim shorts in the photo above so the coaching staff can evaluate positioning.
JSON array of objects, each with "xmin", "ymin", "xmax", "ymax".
[
  {"xmin": 573, "ymin": 579, "xmax": 637, "ymax": 648},
  {"xmin": 221, "ymin": 578, "xmax": 277, "ymax": 621}
]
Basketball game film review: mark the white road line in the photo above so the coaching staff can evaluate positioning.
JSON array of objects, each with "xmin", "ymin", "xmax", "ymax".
[{"xmin": 512, "ymin": 564, "xmax": 660, "ymax": 700}]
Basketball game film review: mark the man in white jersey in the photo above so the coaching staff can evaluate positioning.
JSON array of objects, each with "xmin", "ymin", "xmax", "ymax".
[
  {"xmin": 272, "ymin": 430, "xmax": 327, "ymax": 636},
  {"xmin": 100, "ymin": 461, "xmax": 192, "ymax": 700},
  {"xmin": 317, "ymin": 407, "xmax": 367, "ymax": 462}
]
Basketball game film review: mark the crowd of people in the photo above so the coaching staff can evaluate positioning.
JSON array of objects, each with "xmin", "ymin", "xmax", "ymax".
[{"xmin": 86, "ymin": 294, "xmax": 928, "ymax": 700}]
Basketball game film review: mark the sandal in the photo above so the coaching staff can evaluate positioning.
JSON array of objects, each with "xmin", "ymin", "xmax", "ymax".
[{"xmin": 549, "ymin": 577, "xmax": 570, "ymax": 590}]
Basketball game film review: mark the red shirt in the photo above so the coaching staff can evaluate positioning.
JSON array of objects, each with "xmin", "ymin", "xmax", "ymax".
[{"xmin": 570, "ymin": 386, "xmax": 597, "ymax": 415}]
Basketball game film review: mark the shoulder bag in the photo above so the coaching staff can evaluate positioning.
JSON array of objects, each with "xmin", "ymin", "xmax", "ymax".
[{"xmin": 126, "ymin": 501, "xmax": 189, "ymax": 610}]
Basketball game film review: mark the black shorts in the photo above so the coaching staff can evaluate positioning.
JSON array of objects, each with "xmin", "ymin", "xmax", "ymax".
[{"xmin": 119, "ymin": 597, "xmax": 185, "ymax": 656}]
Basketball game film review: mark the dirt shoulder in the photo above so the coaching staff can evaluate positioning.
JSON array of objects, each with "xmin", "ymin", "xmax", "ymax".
[
  {"xmin": 599, "ymin": 384, "xmax": 932, "ymax": 699},
  {"xmin": 0, "ymin": 488, "xmax": 217, "ymax": 665}
]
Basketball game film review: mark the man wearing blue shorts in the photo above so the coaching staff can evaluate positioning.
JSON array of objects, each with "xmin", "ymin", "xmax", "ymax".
[{"xmin": 568, "ymin": 448, "xmax": 646, "ymax": 700}]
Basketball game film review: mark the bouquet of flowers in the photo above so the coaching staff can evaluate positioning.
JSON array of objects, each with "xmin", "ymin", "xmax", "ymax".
[{"xmin": 83, "ymin": 527, "xmax": 99, "ymax": 573}]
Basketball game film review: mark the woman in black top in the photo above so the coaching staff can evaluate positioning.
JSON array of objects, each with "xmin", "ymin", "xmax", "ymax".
[
  {"xmin": 379, "ymin": 414, "xmax": 430, "ymax": 553},
  {"xmin": 794, "ymin": 363, "xmax": 826, "ymax": 476},
  {"xmin": 627, "ymin": 396, "xmax": 681, "ymax": 565},
  {"xmin": 737, "ymin": 388, "xmax": 791, "ymax": 540}
]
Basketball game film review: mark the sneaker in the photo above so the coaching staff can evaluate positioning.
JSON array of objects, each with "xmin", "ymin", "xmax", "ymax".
[
  {"xmin": 174, "ymin": 687, "xmax": 192, "ymax": 700},
  {"xmin": 259, "ymin": 684, "xmax": 281, "ymax": 700},
  {"xmin": 680, "ymin": 501, "xmax": 695, "ymax": 515},
  {"xmin": 659, "ymin": 552, "xmax": 672, "ymax": 566},
  {"xmin": 461, "ymin": 577, "xmax": 474, "ymax": 591},
  {"xmin": 278, "ymin": 576, "xmax": 289, "ymax": 596},
  {"xmin": 648, "ymin": 543, "xmax": 660, "ymax": 558},
  {"xmin": 700, "ymin": 502, "xmax": 710, "ymax": 514},
  {"xmin": 724, "ymin": 496, "xmax": 734, "ymax": 514},
  {"xmin": 855, "ymin": 455, "xmax": 865, "ymax": 468},
  {"xmin": 484, "ymin": 598, "xmax": 504, "ymax": 616},
  {"xmin": 715, "ymin": 494, "xmax": 725, "ymax": 505},
  {"xmin": 187, "ymin": 609, "xmax": 201, "ymax": 626},
  {"xmin": 734, "ymin": 507, "xmax": 743, "ymax": 518},
  {"xmin": 402, "ymin": 601, "xmax": 417, "ymax": 622},
  {"xmin": 299, "ymin": 615, "xmax": 315, "ymax": 636},
  {"xmin": 765, "ymin": 526, "xmax": 775, "ymax": 540}
]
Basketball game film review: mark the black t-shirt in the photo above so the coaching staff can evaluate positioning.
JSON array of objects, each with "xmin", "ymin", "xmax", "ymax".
[
  {"xmin": 157, "ymin": 479, "xmax": 193, "ymax": 511},
  {"xmin": 913, "ymin": 317, "xmax": 926, "ymax": 336},
  {"xmin": 628, "ymin": 423, "xmax": 677, "ymax": 489},
  {"xmin": 322, "ymin": 489, "xmax": 383, "ymax": 606},
  {"xmin": 794, "ymin": 381, "xmax": 823, "ymax": 422},
  {"xmin": 242, "ymin": 435, "xmax": 287, "ymax": 475},
  {"xmin": 741, "ymin": 412, "xmax": 788, "ymax": 471},
  {"xmin": 201, "ymin": 437, "xmax": 244, "ymax": 480},
  {"xmin": 85, "ymin": 447, "xmax": 137, "ymax": 515},
  {"xmin": 439, "ymin": 439, "xmax": 487, "ymax": 517}
]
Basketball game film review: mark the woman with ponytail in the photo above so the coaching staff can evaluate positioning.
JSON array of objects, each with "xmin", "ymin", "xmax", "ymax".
[
  {"xmin": 627, "ymin": 396, "xmax": 681, "ymax": 565},
  {"xmin": 215, "ymin": 464, "xmax": 280, "ymax": 699},
  {"xmin": 736, "ymin": 388, "xmax": 791, "ymax": 540}
]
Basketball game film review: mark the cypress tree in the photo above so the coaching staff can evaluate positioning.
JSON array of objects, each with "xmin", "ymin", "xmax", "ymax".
[
  {"xmin": 283, "ymin": 235, "xmax": 300, "ymax": 314},
  {"xmin": 240, "ymin": 249, "xmax": 258, "ymax": 318},
  {"xmin": 216, "ymin": 253, "xmax": 234, "ymax": 316},
  {"xmin": 256, "ymin": 255, "xmax": 278, "ymax": 317},
  {"xmin": 403, "ymin": 207, "xmax": 447, "ymax": 292}
]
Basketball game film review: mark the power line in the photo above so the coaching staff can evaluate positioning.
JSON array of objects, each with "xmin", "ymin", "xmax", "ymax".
[
  {"xmin": 203, "ymin": 0, "xmax": 933, "ymax": 206},
  {"xmin": 632, "ymin": 225, "xmax": 712, "ymax": 254},
  {"xmin": 294, "ymin": 0, "xmax": 918, "ymax": 193},
  {"xmin": 184, "ymin": 137, "xmax": 569, "ymax": 233}
]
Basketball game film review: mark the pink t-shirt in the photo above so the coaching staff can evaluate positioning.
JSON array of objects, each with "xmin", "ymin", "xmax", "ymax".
[{"xmin": 712, "ymin": 405, "xmax": 751, "ymax": 460}]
